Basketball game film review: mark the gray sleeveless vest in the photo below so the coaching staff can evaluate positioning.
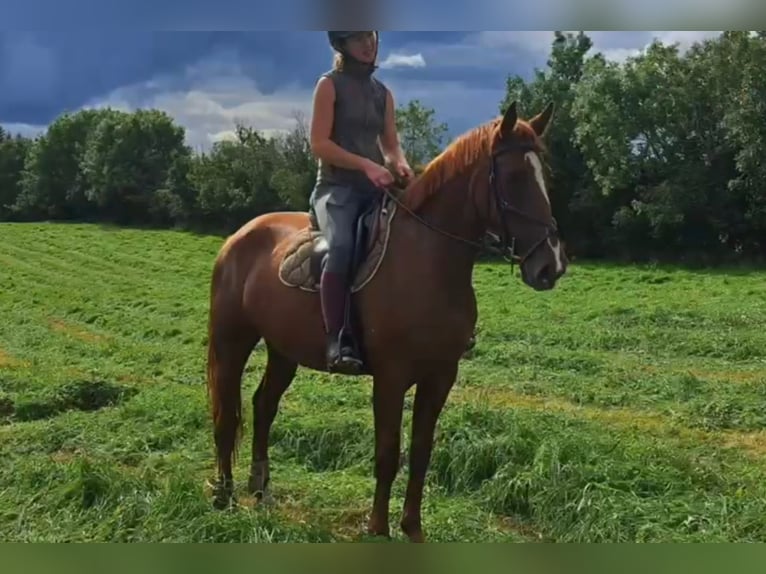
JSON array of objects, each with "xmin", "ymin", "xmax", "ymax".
[{"xmin": 315, "ymin": 66, "xmax": 388, "ymax": 192}]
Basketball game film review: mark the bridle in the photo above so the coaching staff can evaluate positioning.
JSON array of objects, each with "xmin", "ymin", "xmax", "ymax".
[
  {"xmin": 382, "ymin": 141, "xmax": 559, "ymax": 272},
  {"xmin": 487, "ymin": 141, "xmax": 560, "ymax": 268}
]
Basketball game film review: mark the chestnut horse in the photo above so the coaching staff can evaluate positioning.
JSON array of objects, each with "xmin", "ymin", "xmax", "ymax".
[{"xmin": 206, "ymin": 101, "xmax": 568, "ymax": 542}]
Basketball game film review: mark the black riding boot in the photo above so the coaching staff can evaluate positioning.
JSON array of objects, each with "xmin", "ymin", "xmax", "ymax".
[{"xmin": 320, "ymin": 270, "xmax": 363, "ymax": 375}]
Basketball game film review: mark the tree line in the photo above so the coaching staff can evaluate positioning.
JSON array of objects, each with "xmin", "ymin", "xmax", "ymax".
[{"xmin": 1, "ymin": 31, "xmax": 765, "ymax": 263}]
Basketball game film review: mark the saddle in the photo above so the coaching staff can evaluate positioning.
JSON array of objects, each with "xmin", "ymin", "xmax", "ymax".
[{"xmin": 278, "ymin": 193, "xmax": 397, "ymax": 294}]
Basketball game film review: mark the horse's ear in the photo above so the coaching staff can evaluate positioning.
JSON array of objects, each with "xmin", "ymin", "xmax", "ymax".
[
  {"xmin": 500, "ymin": 101, "xmax": 518, "ymax": 135},
  {"xmin": 530, "ymin": 101, "xmax": 554, "ymax": 136}
]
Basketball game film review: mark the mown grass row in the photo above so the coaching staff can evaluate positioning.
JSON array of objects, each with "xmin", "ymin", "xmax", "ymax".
[
  {"xmin": 4, "ymin": 381, "xmax": 765, "ymax": 542},
  {"xmin": 2, "ymin": 222, "xmax": 766, "ymax": 542}
]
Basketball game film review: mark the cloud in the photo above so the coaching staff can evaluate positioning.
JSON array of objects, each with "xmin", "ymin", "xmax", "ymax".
[
  {"xmin": 383, "ymin": 76, "xmax": 505, "ymax": 138},
  {"xmin": 0, "ymin": 33, "xmax": 59, "ymax": 104},
  {"xmin": 593, "ymin": 30, "xmax": 723, "ymax": 62},
  {"xmin": 81, "ymin": 53, "xmax": 313, "ymax": 151},
  {"xmin": 379, "ymin": 52, "xmax": 426, "ymax": 70},
  {"xmin": 0, "ymin": 122, "xmax": 46, "ymax": 139},
  {"xmin": 0, "ymin": 30, "xmax": 731, "ymax": 154},
  {"xmin": 475, "ymin": 31, "xmax": 561, "ymax": 54},
  {"xmin": 471, "ymin": 30, "xmax": 723, "ymax": 63},
  {"xmin": 0, "ymin": 31, "xmax": 331, "ymax": 126},
  {"xmin": 3, "ymin": 0, "xmax": 312, "ymax": 29}
]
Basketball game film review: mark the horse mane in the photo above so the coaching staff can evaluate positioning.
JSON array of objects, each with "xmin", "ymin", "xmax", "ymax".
[{"xmin": 401, "ymin": 116, "xmax": 543, "ymax": 212}]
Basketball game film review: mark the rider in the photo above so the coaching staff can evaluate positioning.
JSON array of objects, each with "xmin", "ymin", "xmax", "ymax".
[{"xmin": 309, "ymin": 31, "xmax": 414, "ymax": 375}]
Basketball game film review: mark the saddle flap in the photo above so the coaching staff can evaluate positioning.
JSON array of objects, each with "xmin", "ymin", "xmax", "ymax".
[
  {"xmin": 351, "ymin": 201, "xmax": 380, "ymax": 273},
  {"xmin": 278, "ymin": 195, "xmax": 396, "ymax": 294}
]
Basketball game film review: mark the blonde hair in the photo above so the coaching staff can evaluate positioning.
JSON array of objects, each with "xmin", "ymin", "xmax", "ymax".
[{"xmin": 333, "ymin": 52, "xmax": 344, "ymax": 71}]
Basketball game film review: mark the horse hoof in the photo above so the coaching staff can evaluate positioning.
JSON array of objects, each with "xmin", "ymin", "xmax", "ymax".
[
  {"xmin": 403, "ymin": 528, "xmax": 425, "ymax": 543},
  {"xmin": 248, "ymin": 479, "xmax": 275, "ymax": 505},
  {"xmin": 211, "ymin": 478, "xmax": 234, "ymax": 510},
  {"xmin": 259, "ymin": 490, "xmax": 276, "ymax": 507},
  {"xmin": 401, "ymin": 519, "xmax": 425, "ymax": 542},
  {"xmin": 248, "ymin": 460, "xmax": 271, "ymax": 503},
  {"xmin": 366, "ymin": 518, "xmax": 391, "ymax": 539},
  {"xmin": 366, "ymin": 527, "xmax": 391, "ymax": 540}
]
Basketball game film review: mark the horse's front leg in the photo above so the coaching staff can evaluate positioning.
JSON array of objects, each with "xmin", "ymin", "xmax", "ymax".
[
  {"xmin": 400, "ymin": 361, "xmax": 457, "ymax": 542},
  {"xmin": 367, "ymin": 370, "xmax": 409, "ymax": 538}
]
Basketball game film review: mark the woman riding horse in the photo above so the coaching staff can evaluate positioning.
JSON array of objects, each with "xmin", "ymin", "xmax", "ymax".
[
  {"xmin": 205, "ymin": 31, "xmax": 567, "ymax": 542},
  {"xmin": 309, "ymin": 31, "xmax": 415, "ymax": 375}
]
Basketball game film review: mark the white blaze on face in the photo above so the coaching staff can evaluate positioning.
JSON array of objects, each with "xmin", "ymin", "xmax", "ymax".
[{"xmin": 525, "ymin": 151, "xmax": 564, "ymax": 274}]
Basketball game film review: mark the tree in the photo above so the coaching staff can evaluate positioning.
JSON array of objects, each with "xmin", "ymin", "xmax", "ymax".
[
  {"xmin": 501, "ymin": 31, "xmax": 598, "ymax": 256},
  {"xmin": 572, "ymin": 32, "xmax": 760, "ymax": 258},
  {"xmin": 270, "ymin": 112, "xmax": 317, "ymax": 211},
  {"xmin": 394, "ymin": 99, "xmax": 448, "ymax": 170},
  {"xmin": 723, "ymin": 32, "xmax": 766, "ymax": 253},
  {"xmin": 4, "ymin": 30, "xmax": 764, "ymax": 261},
  {"xmin": 0, "ymin": 132, "xmax": 32, "ymax": 219},
  {"xmin": 81, "ymin": 108, "xmax": 192, "ymax": 224},
  {"xmin": 189, "ymin": 123, "xmax": 287, "ymax": 231},
  {"xmin": 15, "ymin": 109, "xmax": 110, "ymax": 220}
]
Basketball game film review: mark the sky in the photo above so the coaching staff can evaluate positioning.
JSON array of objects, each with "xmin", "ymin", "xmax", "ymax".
[{"xmin": 0, "ymin": 26, "xmax": 722, "ymax": 151}]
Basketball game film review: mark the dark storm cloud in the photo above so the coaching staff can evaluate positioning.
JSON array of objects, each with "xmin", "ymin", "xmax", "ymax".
[
  {"xmin": 2, "ymin": 0, "xmax": 309, "ymax": 29},
  {"xmin": 0, "ymin": 29, "xmax": 526, "ymax": 126}
]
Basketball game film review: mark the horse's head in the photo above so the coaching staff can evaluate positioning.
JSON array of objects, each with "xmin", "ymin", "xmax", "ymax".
[{"xmin": 483, "ymin": 101, "xmax": 567, "ymax": 291}]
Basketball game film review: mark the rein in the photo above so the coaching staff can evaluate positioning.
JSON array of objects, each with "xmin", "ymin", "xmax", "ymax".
[{"xmin": 381, "ymin": 143, "xmax": 558, "ymax": 272}]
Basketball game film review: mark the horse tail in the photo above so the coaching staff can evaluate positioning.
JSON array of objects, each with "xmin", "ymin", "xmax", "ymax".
[{"xmin": 206, "ymin": 254, "xmax": 245, "ymax": 475}]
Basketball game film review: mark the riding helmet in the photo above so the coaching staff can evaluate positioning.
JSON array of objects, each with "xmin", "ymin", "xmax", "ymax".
[{"xmin": 327, "ymin": 31, "xmax": 378, "ymax": 51}]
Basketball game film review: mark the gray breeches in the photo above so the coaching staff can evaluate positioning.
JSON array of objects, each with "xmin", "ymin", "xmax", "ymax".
[{"xmin": 311, "ymin": 184, "xmax": 378, "ymax": 277}]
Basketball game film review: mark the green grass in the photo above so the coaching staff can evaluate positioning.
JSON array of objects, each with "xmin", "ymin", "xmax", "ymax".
[{"xmin": 2, "ymin": 221, "xmax": 766, "ymax": 542}]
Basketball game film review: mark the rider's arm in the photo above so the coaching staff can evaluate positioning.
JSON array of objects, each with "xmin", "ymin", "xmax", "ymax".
[
  {"xmin": 310, "ymin": 76, "xmax": 375, "ymax": 172},
  {"xmin": 380, "ymin": 88, "xmax": 407, "ymax": 165}
]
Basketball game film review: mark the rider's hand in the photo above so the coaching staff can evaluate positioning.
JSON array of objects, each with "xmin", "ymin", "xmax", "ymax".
[
  {"xmin": 393, "ymin": 159, "xmax": 415, "ymax": 184},
  {"xmin": 363, "ymin": 160, "xmax": 394, "ymax": 188}
]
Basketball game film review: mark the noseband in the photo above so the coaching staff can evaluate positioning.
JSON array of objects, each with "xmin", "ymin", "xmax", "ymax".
[{"xmin": 382, "ymin": 141, "xmax": 559, "ymax": 272}]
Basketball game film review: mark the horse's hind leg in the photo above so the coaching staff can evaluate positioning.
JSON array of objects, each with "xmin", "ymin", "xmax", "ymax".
[
  {"xmin": 248, "ymin": 344, "xmax": 297, "ymax": 500},
  {"xmin": 207, "ymin": 318, "xmax": 259, "ymax": 509}
]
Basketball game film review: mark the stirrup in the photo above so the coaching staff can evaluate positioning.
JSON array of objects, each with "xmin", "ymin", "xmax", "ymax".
[
  {"xmin": 327, "ymin": 334, "xmax": 364, "ymax": 375},
  {"xmin": 328, "ymin": 348, "xmax": 364, "ymax": 374},
  {"xmin": 329, "ymin": 354, "xmax": 364, "ymax": 375}
]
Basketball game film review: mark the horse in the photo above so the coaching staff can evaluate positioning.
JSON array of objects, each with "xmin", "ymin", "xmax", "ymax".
[{"xmin": 205, "ymin": 101, "xmax": 568, "ymax": 542}]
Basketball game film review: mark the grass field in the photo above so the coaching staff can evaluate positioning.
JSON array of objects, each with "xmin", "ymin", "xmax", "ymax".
[{"xmin": 2, "ymin": 221, "xmax": 766, "ymax": 542}]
